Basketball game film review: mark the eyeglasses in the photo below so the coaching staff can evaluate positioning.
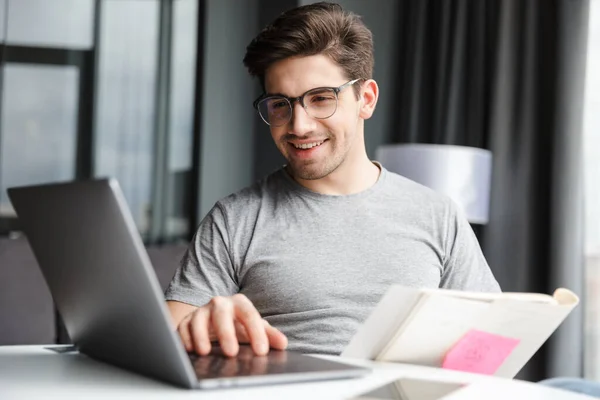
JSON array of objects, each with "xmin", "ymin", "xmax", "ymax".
[{"xmin": 253, "ymin": 79, "xmax": 360, "ymax": 127}]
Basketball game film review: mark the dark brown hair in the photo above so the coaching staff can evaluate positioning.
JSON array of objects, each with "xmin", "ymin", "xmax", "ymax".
[{"xmin": 243, "ymin": 2, "xmax": 374, "ymax": 97}]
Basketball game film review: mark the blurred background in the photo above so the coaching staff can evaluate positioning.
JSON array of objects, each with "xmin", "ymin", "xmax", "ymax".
[{"xmin": 0, "ymin": 0, "xmax": 598, "ymax": 383}]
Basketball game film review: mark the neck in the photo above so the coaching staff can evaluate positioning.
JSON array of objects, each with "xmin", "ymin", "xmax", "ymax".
[{"xmin": 290, "ymin": 150, "xmax": 381, "ymax": 196}]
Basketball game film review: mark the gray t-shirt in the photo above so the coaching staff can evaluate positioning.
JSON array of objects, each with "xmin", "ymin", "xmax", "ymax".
[{"xmin": 165, "ymin": 164, "xmax": 500, "ymax": 355}]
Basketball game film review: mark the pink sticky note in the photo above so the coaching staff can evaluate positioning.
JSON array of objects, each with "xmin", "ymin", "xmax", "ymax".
[{"xmin": 442, "ymin": 329, "xmax": 520, "ymax": 375}]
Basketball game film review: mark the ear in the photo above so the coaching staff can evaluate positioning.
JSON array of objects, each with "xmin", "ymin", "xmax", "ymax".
[{"xmin": 358, "ymin": 79, "xmax": 379, "ymax": 120}]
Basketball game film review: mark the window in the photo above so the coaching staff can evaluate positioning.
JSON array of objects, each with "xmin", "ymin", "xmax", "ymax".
[
  {"xmin": 584, "ymin": 0, "xmax": 600, "ymax": 381},
  {"xmin": 0, "ymin": 0, "xmax": 94, "ymax": 227},
  {"xmin": 94, "ymin": 0, "xmax": 160, "ymax": 236},
  {"xmin": 3, "ymin": 0, "xmax": 94, "ymax": 49},
  {"xmin": 166, "ymin": 0, "xmax": 198, "ymax": 239},
  {"xmin": 94, "ymin": 0, "xmax": 198, "ymax": 241},
  {"xmin": 0, "ymin": 0, "xmax": 200, "ymax": 242},
  {"xmin": 0, "ymin": 65, "xmax": 79, "ymax": 215}
]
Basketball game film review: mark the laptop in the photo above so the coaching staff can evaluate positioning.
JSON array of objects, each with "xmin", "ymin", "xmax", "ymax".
[{"xmin": 7, "ymin": 178, "xmax": 370, "ymax": 389}]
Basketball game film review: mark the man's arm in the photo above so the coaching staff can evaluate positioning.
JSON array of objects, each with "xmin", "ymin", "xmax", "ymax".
[
  {"xmin": 164, "ymin": 203, "xmax": 287, "ymax": 356},
  {"xmin": 169, "ymin": 294, "xmax": 288, "ymax": 357},
  {"xmin": 440, "ymin": 199, "xmax": 501, "ymax": 292}
]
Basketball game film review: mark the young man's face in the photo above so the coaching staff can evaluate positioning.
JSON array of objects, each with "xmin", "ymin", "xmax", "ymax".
[{"xmin": 263, "ymin": 55, "xmax": 367, "ymax": 181}]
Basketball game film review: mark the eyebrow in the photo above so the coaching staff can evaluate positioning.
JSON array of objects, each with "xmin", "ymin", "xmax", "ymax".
[
  {"xmin": 264, "ymin": 86, "xmax": 334, "ymax": 98},
  {"xmin": 264, "ymin": 91, "xmax": 289, "ymax": 98}
]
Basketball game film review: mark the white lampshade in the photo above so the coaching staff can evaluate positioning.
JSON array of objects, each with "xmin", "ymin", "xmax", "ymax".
[{"xmin": 376, "ymin": 144, "xmax": 493, "ymax": 225}]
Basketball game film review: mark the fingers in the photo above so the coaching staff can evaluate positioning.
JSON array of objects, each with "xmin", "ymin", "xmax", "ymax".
[
  {"xmin": 176, "ymin": 294, "xmax": 289, "ymax": 357},
  {"xmin": 264, "ymin": 321, "xmax": 288, "ymax": 350},
  {"xmin": 178, "ymin": 308, "xmax": 211, "ymax": 356},
  {"xmin": 177, "ymin": 313, "xmax": 194, "ymax": 352},
  {"xmin": 235, "ymin": 319, "xmax": 288, "ymax": 350},
  {"xmin": 188, "ymin": 307, "xmax": 211, "ymax": 355},
  {"xmin": 210, "ymin": 296, "xmax": 239, "ymax": 357},
  {"xmin": 234, "ymin": 320, "xmax": 249, "ymax": 342},
  {"xmin": 232, "ymin": 294, "xmax": 269, "ymax": 356}
]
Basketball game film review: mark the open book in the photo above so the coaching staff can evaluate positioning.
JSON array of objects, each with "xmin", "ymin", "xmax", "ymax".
[{"xmin": 341, "ymin": 285, "xmax": 579, "ymax": 378}]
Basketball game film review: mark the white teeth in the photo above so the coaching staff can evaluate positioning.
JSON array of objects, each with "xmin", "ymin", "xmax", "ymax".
[{"xmin": 294, "ymin": 141, "xmax": 324, "ymax": 149}]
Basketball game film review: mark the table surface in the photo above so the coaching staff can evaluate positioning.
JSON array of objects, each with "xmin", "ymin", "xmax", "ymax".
[{"xmin": 0, "ymin": 345, "xmax": 595, "ymax": 400}]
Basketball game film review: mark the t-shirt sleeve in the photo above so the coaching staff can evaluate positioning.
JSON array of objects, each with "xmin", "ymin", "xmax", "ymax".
[
  {"xmin": 164, "ymin": 203, "xmax": 239, "ymax": 306},
  {"xmin": 440, "ymin": 199, "xmax": 501, "ymax": 292}
]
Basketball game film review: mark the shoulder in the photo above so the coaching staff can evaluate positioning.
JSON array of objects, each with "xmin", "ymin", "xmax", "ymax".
[
  {"xmin": 381, "ymin": 168, "xmax": 456, "ymax": 215},
  {"xmin": 210, "ymin": 168, "xmax": 288, "ymax": 221}
]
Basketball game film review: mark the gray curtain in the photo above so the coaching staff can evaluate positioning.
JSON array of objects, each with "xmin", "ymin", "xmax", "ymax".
[{"xmin": 391, "ymin": 0, "xmax": 590, "ymax": 381}]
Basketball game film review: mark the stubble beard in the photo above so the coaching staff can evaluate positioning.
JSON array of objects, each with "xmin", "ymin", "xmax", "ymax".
[{"xmin": 284, "ymin": 139, "xmax": 346, "ymax": 181}]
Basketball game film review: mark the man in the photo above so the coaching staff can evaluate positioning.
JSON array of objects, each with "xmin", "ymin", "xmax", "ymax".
[{"xmin": 166, "ymin": 2, "xmax": 500, "ymax": 359}]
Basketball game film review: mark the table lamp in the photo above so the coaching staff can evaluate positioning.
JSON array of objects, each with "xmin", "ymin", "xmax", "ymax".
[{"xmin": 376, "ymin": 144, "xmax": 493, "ymax": 225}]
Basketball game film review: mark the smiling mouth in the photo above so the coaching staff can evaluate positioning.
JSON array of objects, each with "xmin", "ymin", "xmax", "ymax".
[{"xmin": 291, "ymin": 140, "xmax": 327, "ymax": 149}]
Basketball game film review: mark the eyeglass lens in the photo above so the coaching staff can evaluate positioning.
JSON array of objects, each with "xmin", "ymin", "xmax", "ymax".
[{"xmin": 257, "ymin": 87, "xmax": 338, "ymax": 127}]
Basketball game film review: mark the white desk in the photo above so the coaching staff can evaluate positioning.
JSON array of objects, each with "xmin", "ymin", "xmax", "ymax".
[{"xmin": 0, "ymin": 345, "xmax": 594, "ymax": 399}]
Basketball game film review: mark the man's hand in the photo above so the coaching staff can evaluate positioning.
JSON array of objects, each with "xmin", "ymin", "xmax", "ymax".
[{"xmin": 175, "ymin": 294, "xmax": 288, "ymax": 357}]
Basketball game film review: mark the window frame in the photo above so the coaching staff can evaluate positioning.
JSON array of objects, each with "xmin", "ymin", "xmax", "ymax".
[{"xmin": 0, "ymin": 44, "xmax": 96, "ymax": 234}]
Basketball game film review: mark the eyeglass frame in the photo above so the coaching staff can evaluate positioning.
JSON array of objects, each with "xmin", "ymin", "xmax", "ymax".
[{"xmin": 252, "ymin": 79, "xmax": 361, "ymax": 127}]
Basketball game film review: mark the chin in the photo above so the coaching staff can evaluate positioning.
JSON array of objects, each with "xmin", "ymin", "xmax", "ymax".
[
  {"xmin": 289, "ymin": 163, "xmax": 334, "ymax": 181},
  {"xmin": 296, "ymin": 171, "xmax": 325, "ymax": 180}
]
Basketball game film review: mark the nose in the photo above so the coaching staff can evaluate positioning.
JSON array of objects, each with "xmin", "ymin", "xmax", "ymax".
[{"xmin": 289, "ymin": 101, "xmax": 316, "ymax": 136}]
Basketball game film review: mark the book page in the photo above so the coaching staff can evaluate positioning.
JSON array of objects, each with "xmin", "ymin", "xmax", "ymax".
[
  {"xmin": 552, "ymin": 288, "xmax": 579, "ymax": 305},
  {"xmin": 343, "ymin": 284, "xmax": 579, "ymax": 378},
  {"xmin": 341, "ymin": 287, "xmax": 423, "ymax": 359},
  {"xmin": 469, "ymin": 298, "xmax": 578, "ymax": 377},
  {"xmin": 422, "ymin": 288, "xmax": 559, "ymax": 305},
  {"xmin": 376, "ymin": 295, "xmax": 490, "ymax": 365}
]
